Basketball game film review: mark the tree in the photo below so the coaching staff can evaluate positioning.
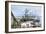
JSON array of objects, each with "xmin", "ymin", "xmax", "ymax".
[
  {"xmin": 11, "ymin": 11, "xmax": 21, "ymax": 28},
  {"xmin": 20, "ymin": 8, "xmax": 29, "ymax": 22},
  {"xmin": 24, "ymin": 8, "xmax": 29, "ymax": 20},
  {"xmin": 25, "ymin": 8, "xmax": 29, "ymax": 17}
]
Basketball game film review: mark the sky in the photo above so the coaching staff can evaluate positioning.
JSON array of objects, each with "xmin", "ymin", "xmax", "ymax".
[{"xmin": 11, "ymin": 5, "xmax": 42, "ymax": 17}]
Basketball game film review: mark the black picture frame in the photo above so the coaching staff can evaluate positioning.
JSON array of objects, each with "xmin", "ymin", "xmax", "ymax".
[{"xmin": 5, "ymin": 1, "xmax": 45, "ymax": 33}]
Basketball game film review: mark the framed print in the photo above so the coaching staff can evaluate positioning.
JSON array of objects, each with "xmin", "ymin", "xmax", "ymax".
[{"xmin": 5, "ymin": 1, "xmax": 45, "ymax": 33}]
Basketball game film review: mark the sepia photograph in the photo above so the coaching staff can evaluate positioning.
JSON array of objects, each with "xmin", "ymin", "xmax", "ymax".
[{"xmin": 5, "ymin": 1, "xmax": 45, "ymax": 33}]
